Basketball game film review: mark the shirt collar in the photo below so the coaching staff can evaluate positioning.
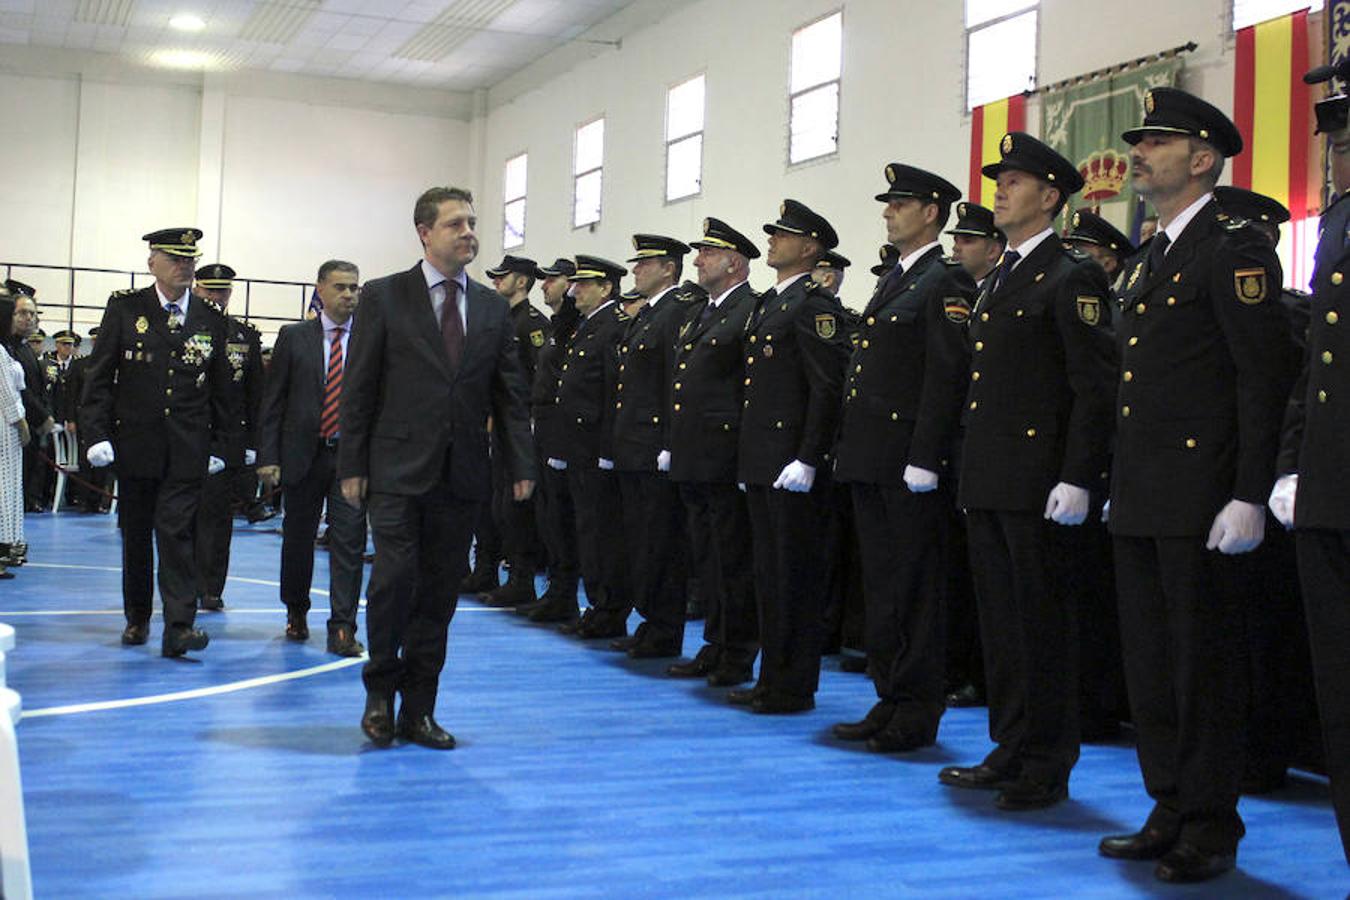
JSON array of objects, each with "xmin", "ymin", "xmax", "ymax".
[
  {"xmin": 646, "ymin": 285, "xmax": 677, "ymax": 308},
  {"xmin": 586, "ymin": 299, "xmax": 616, "ymax": 320},
  {"xmin": 897, "ymin": 240, "xmax": 942, "ymax": 274},
  {"xmin": 320, "ymin": 310, "xmax": 351, "ymax": 332},
  {"xmin": 710, "ymin": 279, "xmax": 748, "ymax": 307},
  {"xmin": 421, "ymin": 258, "xmax": 467, "ymax": 296},
  {"xmin": 774, "ymin": 271, "xmax": 810, "ymax": 292},
  {"xmin": 155, "ymin": 284, "xmax": 191, "ymax": 312},
  {"xmin": 1161, "ymin": 192, "xmax": 1214, "ymax": 250},
  {"xmin": 1006, "ymin": 226, "xmax": 1055, "ymax": 265}
]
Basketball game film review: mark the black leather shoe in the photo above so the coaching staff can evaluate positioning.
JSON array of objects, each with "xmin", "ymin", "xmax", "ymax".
[
  {"xmin": 198, "ymin": 595, "xmax": 225, "ymax": 612},
  {"xmin": 1240, "ymin": 768, "xmax": 1289, "ymax": 795},
  {"xmin": 397, "ymin": 712, "xmax": 456, "ymax": 750},
  {"xmin": 459, "ymin": 562, "xmax": 500, "ymax": 595},
  {"xmin": 728, "ymin": 684, "xmax": 767, "ymax": 706},
  {"xmin": 121, "ymin": 622, "xmax": 149, "ymax": 645},
  {"xmin": 667, "ymin": 644, "xmax": 719, "ymax": 678},
  {"xmin": 609, "ymin": 633, "xmax": 641, "ymax": 651},
  {"xmin": 1154, "ymin": 844, "xmax": 1236, "ymax": 883},
  {"xmin": 480, "ymin": 575, "xmax": 535, "ymax": 608},
  {"xmin": 706, "ymin": 666, "xmax": 753, "ymax": 687},
  {"xmin": 685, "ymin": 596, "xmax": 705, "ymax": 621},
  {"xmin": 753, "ymin": 692, "xmax": 815, "ymax": 714},
  {"xmin": 1098, "ymin": 827, "xmax": 1177, "ymax": 861},
  {"xmin": 577, "ymin": 612, "xmax": 626, "ymax": 640},
  {"xmin": 838, "ymin": 655, "xmax": 868, "ymax": 674},
  {"xmin": 326, "ymin": 626, "xmax": 365, "ymax": 658},
  {"xmin": 832, "ymin": 701, "xmax": 896, "ymax": 741},
  {"xmin": 162, "ymin": 626, "xmax": 209, "ymax": 658},
  {"xmin": 285, "ymin": 616, "xmax": 309, "ymax": 641},
  {"xmin": 361, "ymin": 694, "xmax": 395, "ymax": 747},
  {"xmin": 995, "ymin": 779, "xmax": 1068, "ymax": 811},
  {"xmin": 945, "ymin": 683, "xmax": 985, "ymax": 708},
  {"xmin": 628, "ymin": 635, "xmax": 680, "ymax": 659},
  {"xmin": 867, "ymin": 725, "xmax": 937, "ymax": 753},
  {"xmin": 938, "ymin": 764, "xmax": 1019, "ymax": 791},
  {"xmin": 529, "ymin": 595, "xmax": 579, "ymax": 624}
]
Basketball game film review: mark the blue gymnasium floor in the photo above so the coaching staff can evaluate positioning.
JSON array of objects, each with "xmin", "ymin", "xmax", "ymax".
[{"xmin": 2, "ymin": 513, "xmax": 1348, "ymax": 899}]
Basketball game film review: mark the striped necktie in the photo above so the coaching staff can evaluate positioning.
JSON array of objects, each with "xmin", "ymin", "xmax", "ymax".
[
  {"xmin": 320, "ymin": 326, "xmax": 345, "ymax": 439},
  {"xmin": 166, "ymin": 303, "xmax": 183, "ymax": 332}
]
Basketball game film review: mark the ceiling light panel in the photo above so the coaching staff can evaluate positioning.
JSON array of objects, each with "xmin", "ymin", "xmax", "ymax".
[
  {"xmin": 395, "ymin": 0, "xmax": 515, "ymax": 62},
  {"xmin": 239, "ymin": 0, "xmax": 320, "ymax": 44},
  {"xmin": 74, "ymin": 0, "xmax": 135, "ymax": 27}
]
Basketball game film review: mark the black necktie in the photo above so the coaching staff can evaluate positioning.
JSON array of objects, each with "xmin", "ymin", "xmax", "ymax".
[
  {"xmin": 1146, "ymin": 232, "xmax": 1171, "ymax": 277},
  {"xmin": 989, "ymin": 250, "xmax": 1021, "ymax": 295}
]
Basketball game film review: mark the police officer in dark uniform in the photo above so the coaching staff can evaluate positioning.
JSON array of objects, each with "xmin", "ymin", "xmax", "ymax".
[
  {"xmin": 939, "ymin": 134, "xmax": 1116, "ymax": 811},
  {"xmin": 946, "ymin": 202, "xmax": 1005, "ymax": 287},
  {"xmin": 191, "ymin": 263, "xmax": 264, "ymax": 612},
  {"xmin": 6, "ymin": 281, "xmax": 55, "ymax": 517},
  {"xmin": 1270, "ymin": 69, "xmax": 1350, "ymax": 867},
  {"xmin": 81, "ymin": 228, "xmax": 238, "ymax": 657},
  {"xmin": 832, "ymin": 164, "xmax": 974, "ymax": 752},
  {"xmin": 518, "ymin": 258, "xmax": 583, "ymax": 623},
  {"xmin": 1100, "ymin": 89, "xmax": 1299, "ymax": 883},
  {"xmin": 1064, "ymin": 209, "xmax": 1135, "ymax": 289},
  {"xmin": 44, "ymin": 329, "xmax": 81, "ymax": 509},
  {"xmin": 479, "ymin": 254, "xmax": 551, "ymax": 609},
  {"xmin": 552, "ymin": 255, "xmax": 632, "ymax": 639},
  {"xmin": 611, "ymin": 235, "xmax": 695, "ymax": 658},
  {"xmin": 69, "ymin": 326, "xmax": 112, "ymax": 512},
  {"xmin": 732, "ymin": 200, "xmax": 849, "ymax": 714}
]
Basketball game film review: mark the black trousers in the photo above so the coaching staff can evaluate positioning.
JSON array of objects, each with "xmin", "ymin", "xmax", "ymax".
[
  {"xmin": 1062, "ymin": 507, "xmax": 1127, "ymax": 733},
  {"xmin": 193, "ymin": 466, "xmax": 252, "ymax": 598},
  {"xmin": 118, "ymin": 475, "xmax": 203, "ymax": 630},
  {"xmin": 363, "ymin": 480, "xmax": 477, "ymax": 714},
  {"xmin": 851, "ymin": 482, "xmax": 947, "ymax": 733},
  {"xmin": 281, "ymin": 444, "xmax": 366, "ymax": 631},
  {"xmin": 567, "ymin": 463, "xmax": 628, "ymax": 613},
  {"xmin": 942, "ymin": 505, "xmax": 983, "ymax": 693},
  {"xmin": 618, "ymin": 469, "xmax": 686, "ymax": 646},
  {"xmin": 678, "ymin": 481, "xmax": 757, "ymax": 668},
  {"xmin": 1113, "ymin": 535, "xmax": 1249, "ymax": 853},
  {"xmin": 745, "ymin": 483, "xmax": 830, "ymax": 699},
  {"xmin": 965, "ymin": 509, "xmax": 1080, "ymax": 785},
  {"xmin": 492, "ymin": 442, "xmax": 539, "ymax": 576},
  {"xmin": 1296, "ymin": 528, "xmax": 1350, "ymax": 863},
  {"xmin": 536, "ymin": 458, "xmax": 578, "ymax": 591},
  {"xmin": 822, "ymin": 482, "xmax": 866, "ymax": 654},
  {"xmin": 23, "ymin": 436, "xmax": 47, "ymax": 507}
]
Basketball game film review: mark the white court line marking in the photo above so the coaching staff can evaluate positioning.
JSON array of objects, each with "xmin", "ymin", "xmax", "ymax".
[{"xmin": 21, "ymin": 656, "xmax": 366, "ymax": 718}]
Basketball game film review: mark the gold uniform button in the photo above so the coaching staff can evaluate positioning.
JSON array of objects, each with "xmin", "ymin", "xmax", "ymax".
[
  {"xmin": 1185, "ymin": 438, "xmax": 1197, "ymax": 448},
  {"xmin": 674, "ymin": 382, "xmax": 682, "ymax": 390},
  {"xmin": 974, "ymin": 341, "xmax": 984, "ymax": 351},
  {"xmin": 1123, "ymin": 371, "xmax": 1133, "ymax": 382},
  {"xmin": 578, "ymin": 350, "xmax": 586, "ymax": 357},
  {"xmin": 1323, "ymin": 351, "xmax": 1334, "ymax": 364},
  {"xmin": 615, "ymin": 401, "xmax": 622, "ymax": 409},
  {"xmin": 1319, "ymin": 390, "xmax": 1328, "ymax": 403},
  {"xmin": 166, "ymin": 388, "xmax": 173, "ymax": 395},
  {"xmin": 621, "ymin": 345, "xmax": 628, "ymax": 353},
  {"xmin": 679, "ymin": 362, "xmax": 687, "ymax": 370},
  {"xmin": 722, "ymin": 423, "xmax": 731, "ymax": 431},
  {"xmin": 750, "ymin": 335, "xmax": 757, "ymax": 343},
  {"xmin": 866, "ymin": 316, "xmax": 875, "ymax": 326},
  {"xmin": 980, "ymin": 312, "xmax": 989, "ymax": 322},
  {"xmin": 861, "ymin": 340, "xmax": 870, "ymax": 349},
  {"xmin": 969, "ymin": 401, "xmax": 978, "ymax": 410},
  {"xmin": 855, "ymin": 364, "xmax": 862, "ymax": 374},
  {"xmin": 1136, "ymin": 303, "xmax": 1146, "ymax": 314},
  {"xmin": 1333, "ymin": 272, "xmax": 1344, "ymax": 285},
  {"xmin": 1128, "ymin": 336, "xmax": 1139, "ymax": 346},
  {"xmin": 1166, "ymin": 297, "xmax": 1177, "ymax": 307},
  {"xmin": 617, "ymin": 383, "xmax": 624, "ymax": 391},
  {"xmin": 164, "ymin": 408, "xmax": 170, "ymax": 416},
  {"xmin": 1122, "ymin": 406, "xmax": 1131, "ymax": 417},
  {"xmin": 1015, "ymin": 309, "xmax": 1024, "ymax": 317},
  {"xmin": 1328, "ymin": 311, "xmax": 1340, "ymax": 325},
  {"xmin": 1026, "ymin": 428, "xmax": 1036, "ymax": 437},
  {"xmin": 775, "ymin": 421, "xmax": 783, "ymax": 429},
  {"xmin": 673, "ymin": 403, "xmax": 681, "ymax": 411},
  {"xmin": 562, "ymin": 364, "xmax": 569, "ymax": 371},
  {"xmin": 971, "ymin": 371, "xmax": 981, "ymax": 381},
  {"xmin": 850, "ymin": 388, "xmax": 857, "ymax": 397},
  {"xmin": 746, "ymin": 357, "xmax": 755, "ymax": 365},
  {"xmin": 652, "ymin": 416, "xmax": 660, "ymax": 424},
  {"xmin": 684, "ymin": 343, "xmax": 693, "ymax": 351},
  {"xmin": 890, "ymin": 412, "xmax": 899, "ymax": 421},
  {"xmin": 744, "ymin": 377, "xmax": 752, "ymax": 386}
]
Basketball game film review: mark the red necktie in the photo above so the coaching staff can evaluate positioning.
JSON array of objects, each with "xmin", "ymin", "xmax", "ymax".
[
  {"xmin": 320, "ymin": 327, "xmax": 344, "ymax": 439},
  {"xmin": 440, "ymin": 280, "xmax": 464, "ymax": 371}
]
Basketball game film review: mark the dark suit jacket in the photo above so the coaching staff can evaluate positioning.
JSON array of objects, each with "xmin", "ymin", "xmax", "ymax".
[
  {"xmin": 337, "ymin": 261, "xmax": 535, "ymax": 500},
  {"xmin": 957, "ymin": 236, "xmax": 1117, "ymax": 513},
  {"xmin": 9, "ymin": 339, "xmax": 51, "ymax": 429},
  {"xmin": 835, "ymin": 247, "xmax": 975, "ymax": 485},
  {"xmin": 613, "ymin": 286, "xmax": 698, "ymax": 471},
  {"xmin": 668, "ymin": 282, "xmax": 757, "ymax": 484},
  {"xmin": 80, "ymin": 286, "xmax": 236, "ymax": 480},
  {"xmin": 737, "ymin": 275, "xmax": 850, "ymax": 486},
  {"xmin": 1111, "ymin": 202, "xmax": 1297, "ymax": 536},
  {"xmin": 257, "ymin": 317, "xmax": 329, "ymax": 487},
  {"xmin": 553, "ymin": 301, "xmax": 628, "ymax": 466}
]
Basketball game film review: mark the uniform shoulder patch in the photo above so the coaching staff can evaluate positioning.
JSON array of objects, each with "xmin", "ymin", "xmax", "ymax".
[
  {"xmin": 1234, "ymin": 267, "xmax": 1268, "ymax": 304},
  {"xmin": 814, "ymin": 312, "xmax": 837, "ymax": 339},
  {"xmin": 529, "ymin": 329, "xmax": 545, "ymax": 347},
  {"xmin": 943, "ymin": 296, "xmax": 971, "ymax": 323},
  {"xmin": 1076, "ymin": 295, "xmax": 1102, "ymax": 325}
]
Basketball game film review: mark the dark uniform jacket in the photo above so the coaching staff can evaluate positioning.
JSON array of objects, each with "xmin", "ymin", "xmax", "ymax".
[
  {"xmin": 509, "ymin": 300, "xmax": 550, "ymax": 388},
  {"xmin": 958, "ymin": 235, "xmax": 1117, "ymax": 512},
  {"xmin": 1280, "ymin": 194, "xmax": 1350, "ymax": 531},
  {"xmin": 9, "ymin": 339, "xmax": 51, "ymax": 429},
  {"xmin": 530, "ymin": 302, "xmax": 579, "ymax": 461},
  {"xmin": 44, "ymin": 354, "xmax": 80, "ymax": 424},
  {"xmin": 613, "ymin": 286, "xmax": 697, "ymax": 471},
  {"xmin": 669, "ymin": 281, "xmax": 757, "ymax": 484},
  {"xmin": 80, "ymin": 287, "xmax": 236, "ymax": 480},
  {"xmin": 835, "ymin": 246, "xmax": 976, "ymax": 485},
  {"xmin": 220, "ymin": 313, "xmax": 265, "ymax": 462},
  {"xmin": 737, "ymin": 274, "xmax": 850, "ymax": 486},
  {"xmin": 1111, "ymin": 201, "xmax": 1297, "ymax": 537},
  {"xmin": 553, "ymin": 301, "xmax": 629, "ymax": 466},
  {"xmin": 337, "ymin": 263, "xmax": 535, "ymax": 500}
]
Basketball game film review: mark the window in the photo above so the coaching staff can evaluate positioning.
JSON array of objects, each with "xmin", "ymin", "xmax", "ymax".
[
  {"xmin": 1233, "ymin": 0, "xmax": 1321, "ymax": 30},
  {"xmin": 789, "ymin": 11, "xmax": 842, "ymax": 165},
  {"xmin": 573, "ymin": 117, "xmax": 604, "ymax": 228},
  {"xmin": 965, "ymin": 0, "xmax": 1038, "ymax": 110},
  {"xmin": 502, "ymin": 153, "xmax": 527, "ymax": 250},
  {"xmin": 666, "ymin": 74, "xmax": 705, "ymax": 202}
]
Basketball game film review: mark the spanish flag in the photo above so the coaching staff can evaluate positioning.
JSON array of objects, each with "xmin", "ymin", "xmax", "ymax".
[
  {"xmin": 968, "ymin": 94, "xmax": 1027, "ymax": 206},
  {"xmin": 1232, "ymin": 9, "xmax": 1313, "ymax": 219}
]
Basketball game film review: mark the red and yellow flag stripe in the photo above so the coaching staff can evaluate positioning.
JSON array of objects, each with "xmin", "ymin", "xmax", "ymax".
[
  {"xmin": 1233, "ymin": 9, "xmax": 1312, "ymax": 218},
  {"xmin": 968, "ymin": 94, "xmax": 1027, "ymax": 207}
]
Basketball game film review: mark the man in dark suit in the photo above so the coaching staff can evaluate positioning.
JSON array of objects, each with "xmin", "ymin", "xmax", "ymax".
[
  {"xmin": 1100, "ymin": 90, "xmax": 1299, "ymax": 883},
  {"xmin": 5, "ymin": 283, "xmax": 55, "ymax": 518},
  {"xmin": 81, "ymin": 228, "xmax": 237, "ymax": 657},
  {"xmin": 338, "ymin": 187, "xmax": 535, "ymax": 750},
  {"xmin": 666, "ymin": 218, "xmax": 761, "ymax": 686},
  {"xmin": 192, "ymin": 263, "xmax": 265, "ymax": 612},
  {"xmin": 611, "ymin": 234, "xmax": 696, "ymax": 659},
  {"xmin": 550, "ymin": 256, "xmax": 632, "ymax": 640},
  {"xmin": 831, "ymin": 164, "xmax": 974, "ymax": 753},
  {"xmin": 733, "ymin": 200, "xmax": 849, "ymax": 715},
  {"xmin": 940, "ymin": 134, "xmax": 1116, "ymax": 811},
  {"xmin": 257, "ymin": 260, "xmax": 366, "ymax": 657}
]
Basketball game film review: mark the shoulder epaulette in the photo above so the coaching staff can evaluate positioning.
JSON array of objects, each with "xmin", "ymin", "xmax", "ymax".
[
  {"xmin": 1063, "ymin": 245, "xmax": 1092, "ymax": 262},
  {"xmin": 1220, "ymin": 213, "xmax": 1251, "ymax": 232},
  {"xmin": 109, "ymin": 288, "xmax": 136, "ymax": 300}
]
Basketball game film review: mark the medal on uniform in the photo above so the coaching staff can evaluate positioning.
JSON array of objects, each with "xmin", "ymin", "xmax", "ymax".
[
  {"xmin": 763, "ymin": 345, "xmax": 774, "ymax": 358},
  {"xmin": 1126, "ymin": 261, "xmax": 1143, "ymax": 290},
  {"xmin": 135, "ymin": 316, "xmax": 149, "ymax": 334}
]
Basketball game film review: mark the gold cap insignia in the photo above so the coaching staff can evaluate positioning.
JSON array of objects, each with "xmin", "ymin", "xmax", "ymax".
[
  {"xmin": 1145, "ymin": 90, "xmax": 1155, "ymax": 115},
  {"xmin": 886, "ymin": 165, "xmax": 895, "ymax": 182},
  {"xmin": 1001, "ymin": 133, "xmax": 1013, "ymax": 154},
  {"xmin": 703, "ymin": 218, "xmax": 710, "ymax": 233},
  {"xmin": 780, "ymin": 202, "xmax": 787, "ymax": 217},
  {"xmin": 1072, "ymin": 212, "xmax": 1081, "ymax": 228},
  {"xmin": 181, "ymin": 232, "xmax": 194, "ymax": 245}
]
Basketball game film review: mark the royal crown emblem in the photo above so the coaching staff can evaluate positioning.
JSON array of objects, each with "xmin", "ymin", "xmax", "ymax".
[
  {"xmin": 1144, "ymin": 90, "xmax": 1155, "ymax": 115},
  {"xmin": 703, "ymin": 218, "xmax": 710, "ymax": 233},
  {"xmin": 180, "ymin": 231, "xmax": 195, "ymax": 246},
  {"xmin": 1001, "ymin": 133, "xmax": 1013, "ymax": 154},
  {"xmin": 886, "ymin": 165, "xmax": 896, "ymax": 182},
  {"xmin": 1078, "ymin": 148, "xmax": 1129, "ymax": 202}
]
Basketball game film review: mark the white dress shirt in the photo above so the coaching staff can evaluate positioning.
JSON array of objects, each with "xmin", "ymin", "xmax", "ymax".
[{"xmin": 422, "ymin": 258, "xmax": 468, "ymax": 331}]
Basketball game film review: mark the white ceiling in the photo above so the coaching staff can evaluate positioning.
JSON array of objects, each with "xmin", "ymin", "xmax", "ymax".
[{"xmin": 0, "ymin": 0, "xmax": 644, "ymax": 90}]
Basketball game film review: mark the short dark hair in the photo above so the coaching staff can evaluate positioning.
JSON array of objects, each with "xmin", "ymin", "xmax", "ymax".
[
  {"xmin": 317, "ymin": 259, "xmax": 359, "ymax": 283},
  {"xmin": 414, "ymin": 187, "xmax": 475, "ymax": 231},
  {"xmin": 932, "ymin": 201, "xmax": 952, "ymax": 230},
  {"xmin": 1048, "ymin": 185, "xmax": 1068, "ymax": 218}
]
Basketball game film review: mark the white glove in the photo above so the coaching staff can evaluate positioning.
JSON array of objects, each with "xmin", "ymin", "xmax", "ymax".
[
  {"xmin": 244, "ymin": 449, "xmax": 257, "ymax": 465},
  {"xmin": 1044, "ymin": 482, "xmax": 1090, "ymax": 525},
  {"xmin": 598, "ymin": 457, "xmax": 615, "ymax": 471},
  {"xmin": 772, "ymin": 459, "xmax": 815, "ymax": 492},
  {"xmin": 656, "ymin": 449, "xmax": 671, "ymax": 472},
  {"xmin": 903, "ymin": 465, "xmax": 939, "ymax": 493},
  {"xmin": 1268, "ymin": 474, "xmax": 1297, "ymax": 529},
  {"xmin": 207, "ymin": 456, "xmax": 225, "ymax": 475},
  {"xmin": 546, "ymin": 457, "xmax": 568, "ymax": 471},
  {"xmin": 1207, "ymin": 499, "xmax": 1266, "ymax": 554},
  {"xmin": 737, "ymin": 482, "xmax": 746, "ymax": 493},
  {"xmin": 1101, "ymin": 498, "xmax": 1110, "ymax": 524},
  {"xmin": 87, "ymin": 440, "xmax": 115, "ymax": 467}
]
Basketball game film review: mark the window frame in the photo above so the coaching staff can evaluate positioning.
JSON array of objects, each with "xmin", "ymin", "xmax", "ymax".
[
  {"xmin": 664, "ymin": 71, "xmax": 707, "ymax": 204},
  {"xmin": 572, "ymin": 115, "xmax": 605, "ymax": 230},
  {"xmin": 787, "ymin": 9, "xmax": 844, "ymax": 168},
  {"xmin": 501, "ymin": 151, "xmax": 528, "ymax": 251},
  {"xmin": 963, "ymin": 2, "xmax": 1040, "ymax": 112}
]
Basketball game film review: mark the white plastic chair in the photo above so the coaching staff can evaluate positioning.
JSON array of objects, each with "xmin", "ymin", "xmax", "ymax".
[
  {"xmin": 0, "ymin": 622, "xmax": 33, "ymax": 900},
  {"xmin": 51, "ymin": 428, "xmax": 80, "ymax": 513}
]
